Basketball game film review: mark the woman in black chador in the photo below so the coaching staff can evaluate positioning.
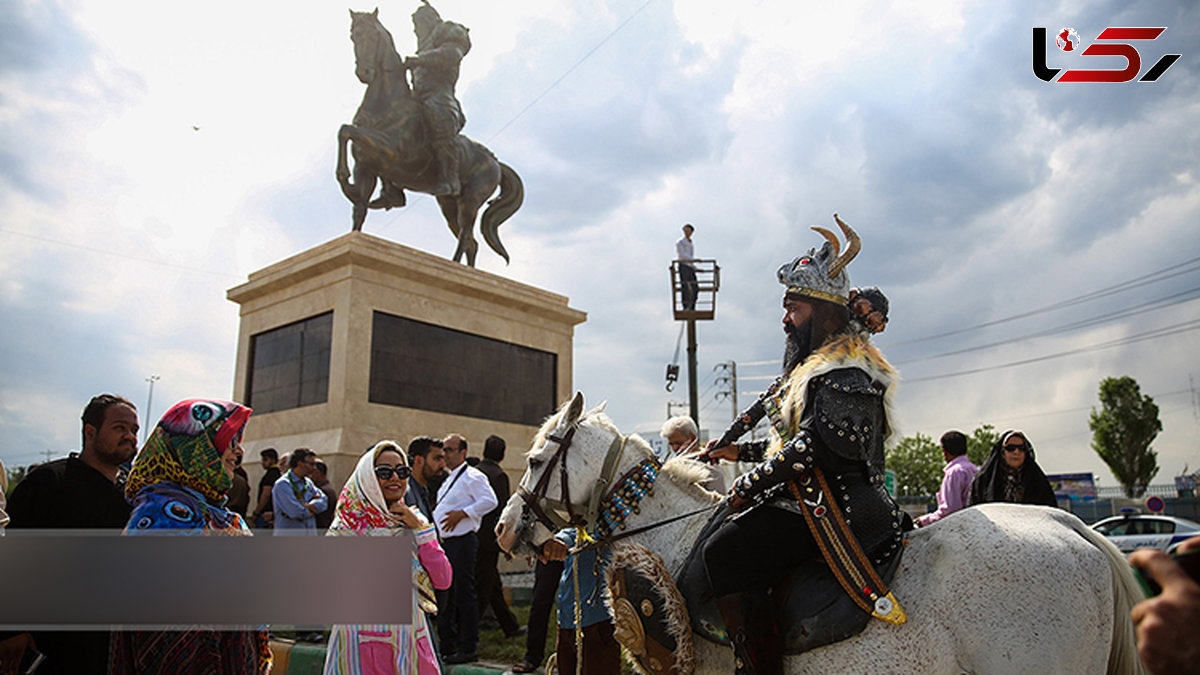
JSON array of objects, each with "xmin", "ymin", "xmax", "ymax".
[{"xmin": 969, "ymin": 430, "xmax": 1058, "ymax": 507}]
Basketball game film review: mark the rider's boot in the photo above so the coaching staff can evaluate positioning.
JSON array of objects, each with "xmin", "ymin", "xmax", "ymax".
[
  {"xmin": 432, "ymin": 140, "xmax": 461, "ymax": 196},
  {"xmin": 716, "ymin": 591, "xmax": 783, "ymax": 675}
]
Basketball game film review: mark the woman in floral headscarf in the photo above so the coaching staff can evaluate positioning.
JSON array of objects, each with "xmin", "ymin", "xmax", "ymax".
[
  {"xmin": 323, "ymin": 440, "xmax": 451, "ymax": 675},
  {"xmin": 109, "ymin": 399, "xmax": 271, "ymax": 675}
]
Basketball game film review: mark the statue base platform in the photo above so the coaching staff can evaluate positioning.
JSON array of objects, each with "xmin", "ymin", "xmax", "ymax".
[{"xmin": 226, "ymin": 232, "xmax": 586, "ymax": 492}]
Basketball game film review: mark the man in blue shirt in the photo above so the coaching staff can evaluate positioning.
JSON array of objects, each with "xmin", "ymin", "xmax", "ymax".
[
  {"xmin": 272, "ymin": 448, "xmax": 328, "ymax": 534},
  {"xmin": 543, "ymin": 529, "xmax": 620, "ymax": 675}
]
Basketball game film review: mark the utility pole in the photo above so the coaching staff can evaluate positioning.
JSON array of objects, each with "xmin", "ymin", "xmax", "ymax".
[
  {"xmin": 1191, "ymin": 374, "xmax": 1199, "ymax": 422},
  {"xmin": 714, "ymin": 361, "xmax": 738, "ymax": 426},
  {"xmin": 669, "ymin": 254, "xmax": 720, "ymax": 429},
  {"xmin": 144, "ymin": 374, "xmax": 160, "ymax": 444}
]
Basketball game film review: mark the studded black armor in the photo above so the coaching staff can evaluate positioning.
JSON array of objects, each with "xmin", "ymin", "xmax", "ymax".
[{"xmin": 718, "ymin": 367, "xmax": 904, "ymax": 566}]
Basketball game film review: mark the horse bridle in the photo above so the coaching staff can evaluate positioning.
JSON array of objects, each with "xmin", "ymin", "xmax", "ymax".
[
  {"xmin": 519, "ymin": 420, "xmax": 641, "ymax": 529},
  {"xmin": 517, "ymin": 425, "xmax": 586, "ymax": 532},
  {"xmin": 516, "ymin": 423, "xmax": 717, "ymax": 554}
]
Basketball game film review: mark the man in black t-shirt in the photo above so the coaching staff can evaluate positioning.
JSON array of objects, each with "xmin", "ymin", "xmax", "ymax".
[
  {"xmin": 4, "ymin": 394, "xmax": 140, "ymax": 674},
  {"xmin": 252, "ymin": 447, "xmax": 281, "ymax": 529},
  {"xmin": 311, "ymin": 459, "xmax": 338, "ymax": 531}
]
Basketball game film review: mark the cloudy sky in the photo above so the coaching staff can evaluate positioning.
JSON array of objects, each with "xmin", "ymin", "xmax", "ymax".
[{"xmin": 2, "ymin": 0, "xmax": 1197, "ymax": 492}]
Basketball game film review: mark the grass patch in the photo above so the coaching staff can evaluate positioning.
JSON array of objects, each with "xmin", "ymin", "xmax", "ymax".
[
  {"xmin": 477, "ymin": 604, "xmax": 555, "ymax": 667},
  {"xmin": 478, "ymin": 605, "xmax": 638, "ymax": 674}
]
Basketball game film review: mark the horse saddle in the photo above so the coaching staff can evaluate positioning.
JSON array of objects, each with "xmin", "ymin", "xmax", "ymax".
[{"xmin": 673, "ymin": 503, "xmax": 905, "ymax": 656}]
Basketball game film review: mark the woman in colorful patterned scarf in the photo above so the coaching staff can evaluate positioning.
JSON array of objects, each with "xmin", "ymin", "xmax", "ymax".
[
  {"xmin": 109, "ymin": 399, "xmax": 271, "ymax": 674},
  {"xmin": 323, "ymin": 440, "xmax": 452, "ymax": 675}
]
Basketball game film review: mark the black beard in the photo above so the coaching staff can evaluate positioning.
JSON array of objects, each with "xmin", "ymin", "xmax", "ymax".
[{"xmin": 782, "ymin": 322, "xmax": 812, "ymax": 373}]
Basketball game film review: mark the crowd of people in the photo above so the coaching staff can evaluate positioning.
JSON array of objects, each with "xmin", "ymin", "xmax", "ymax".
[
  {"xmin": 2, "ymin": 218, "xmax": 1198, "ymax": 675},
  {"xmin": 0, "ymin": 395, "xmax": 533, "ymax": 675},
  {"xmin": 0, "ymin": 385, "xmax": 1196, "ymax": 675}
]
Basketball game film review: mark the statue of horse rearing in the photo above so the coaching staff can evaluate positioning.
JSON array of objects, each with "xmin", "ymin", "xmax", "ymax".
[
  {"xmin": 336, "ymin": 9, "xmax": 523, "ymax": 267},
  {"xmin": 497, "ymin": 392, "xmax": 1149, "ymax": 675}
]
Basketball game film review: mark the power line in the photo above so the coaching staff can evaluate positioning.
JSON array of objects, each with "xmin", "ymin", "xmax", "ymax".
[
  {"xmin": 894, "ymin": 287, "xmax": 1200, "ymax": 365},
  {"xmin": 0, "ymin": 228, "xmax": 242, "ymax": 280},
  {"xmin": 484, "ymin": 0, "xmax": 658, "ymax": 142},
  {"xmin": 930, "ymin": 388, "xmax": 1192, "ymax": 429},
  {"xmin": 377, "ymin": 0, "xmax": 658, "ymax": 235},
  {"xmin": 735, "ymin": 285, "xmax": 1200, "ymax": 372},
  {"xmin": 892, "ymin": 254, "xmax": 1200, "ymax": 346},
  {"xmin": 904, "ymin": 318, "xmax": 1200, "ymax": 384}
]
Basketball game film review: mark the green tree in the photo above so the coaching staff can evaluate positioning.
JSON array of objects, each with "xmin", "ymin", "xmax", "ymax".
[
  {"xmin": 885, "ymin": 433, "xmax": 942, "ymax": 495},
  {"xmin": 966, "ymin": 424, "xmax": 999, "ymax": 467},
  {"xmin": 4, "ymin": 464, "xmax": 26, "ymax": 499},
  {"xmin": 1089, "ymin": 376, "xmax": 1161, "ymax": 498}
]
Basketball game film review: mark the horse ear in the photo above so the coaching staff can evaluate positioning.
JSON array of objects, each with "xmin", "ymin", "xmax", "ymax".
[
  {"xmin": 371, "ymin": 7, "xmax": 379, "ymax": 17},
  {"xmin": 565, "ymin": 391, "xmax": 585, "ymax": 426},
  {"xmin": 584, "ymin": 401, "xmax": 608, "ymax": 418}
]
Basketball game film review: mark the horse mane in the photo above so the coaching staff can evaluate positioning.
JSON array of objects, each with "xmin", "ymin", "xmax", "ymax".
[
  {"xmin": 529, "ymin": 400, "xmax": 721, "ymax": 503},
  {"xmin": 661, "ymin": 456, "xmax": 724, "ymax": 503},
  {"xmin": 527, "ymin": 402, "xmax": 569, "ymax": 455}
]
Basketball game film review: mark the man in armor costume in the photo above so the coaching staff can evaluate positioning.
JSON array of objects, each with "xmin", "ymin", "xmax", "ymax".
[
  {"xmin": 407, "ymin": 1, "xmax": 471, "ymax": 196},
  {"xmin": 700, "ymin": 215, "xmax": 905, "ymax": 675}
]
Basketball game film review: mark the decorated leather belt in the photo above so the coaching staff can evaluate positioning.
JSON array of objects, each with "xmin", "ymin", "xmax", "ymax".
[{"xmin": 787, "ymin": 467, "xmax": 906, "ymax": 625}]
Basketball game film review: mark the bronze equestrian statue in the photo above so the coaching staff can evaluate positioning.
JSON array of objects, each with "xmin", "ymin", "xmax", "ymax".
[{"xmin": 336, "ymin": 6, "xmax": 523, "ymax": 266}]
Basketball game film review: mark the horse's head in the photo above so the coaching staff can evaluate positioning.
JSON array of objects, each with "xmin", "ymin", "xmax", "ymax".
[
  {"xmin": 496, "ymin": 492, "xmax": 554, "ymax": 556},
  {"xmin": 349, "ymin": 8, "xmax": 404, "ymax": 85},
  {"xmin": 496, "ymin": 391, "xmax": 617, "ymax": 553}
]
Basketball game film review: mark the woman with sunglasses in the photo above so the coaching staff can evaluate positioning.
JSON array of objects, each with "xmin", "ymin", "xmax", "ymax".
[
  {"xmin": 324, "ymin": 440, "xmax": 452, "ymax": 675},
  {"xmin": 969, "ymin": 430, "xmax": 1058, "ymax": 507}
]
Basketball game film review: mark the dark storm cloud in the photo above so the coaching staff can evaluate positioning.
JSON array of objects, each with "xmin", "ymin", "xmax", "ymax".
[
  {"xmin": 0, "ymin": 253, "xmax": 144, "ymax": 457},
  {"xmin": 0, "ymin": 1, "xmax": 143, "ymax": 202},
  {"xmin": 0, "ymin": 1, "xmax": 92, "ymax": 74},
  {"xmin": 1021, "ymin": 0, "xmax": 1199, "ymax": 128},
  {"xmin": 459, "ymin": 2, "xmax": 737, "ymax": 234}
]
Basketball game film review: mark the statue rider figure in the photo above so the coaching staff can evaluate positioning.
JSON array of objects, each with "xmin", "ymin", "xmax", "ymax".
[
  {"xmin": 407, "ymin": 1, "xmax": 471, "ymax": 197},
  {"xmin": 699, "ymin": 216, "xmax": 905, "ymax": 675}
]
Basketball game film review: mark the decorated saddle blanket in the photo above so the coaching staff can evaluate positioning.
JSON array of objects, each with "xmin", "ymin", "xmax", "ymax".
[{"xmin": 673, "ymin": 502, "xmax": 905, "ymax": 655}]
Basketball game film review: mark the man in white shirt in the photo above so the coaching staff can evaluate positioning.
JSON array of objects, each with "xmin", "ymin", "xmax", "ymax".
[
  {"xmin": 676, "ymin": 223, "xmax": 698, "ymax": 310},
  {"xmin": 434, "ymin": 433, "xmax": 498, "ymax": 664}
]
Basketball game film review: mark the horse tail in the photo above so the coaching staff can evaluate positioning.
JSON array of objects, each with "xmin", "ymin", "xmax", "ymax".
[
  {"xmin": 480, "ymin": 161, "xmax": 523, "ymax": 264},
  {"xmin": 1070, "ymin": 518, "xmax": 1148, "ymax": 675}
]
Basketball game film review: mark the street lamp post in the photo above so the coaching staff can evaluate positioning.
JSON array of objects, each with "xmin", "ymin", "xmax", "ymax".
[{"xmin": 143, "ymin": 375, "xmax": 160, "ymax": 444}]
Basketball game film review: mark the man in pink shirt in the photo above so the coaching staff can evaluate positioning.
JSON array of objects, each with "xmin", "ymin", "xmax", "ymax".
[{"xmin": 917, "ymin": 431, "xmax": 980, "ymax": 527}]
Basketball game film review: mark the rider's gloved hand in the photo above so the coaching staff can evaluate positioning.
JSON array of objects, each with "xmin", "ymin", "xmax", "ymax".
[{"xmin": 701, "ymin": 440, "xmax": 738, "ymax": 465}]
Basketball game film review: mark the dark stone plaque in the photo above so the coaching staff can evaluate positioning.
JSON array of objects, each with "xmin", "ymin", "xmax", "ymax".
[
  {"xmin": 369, "ymin": 311, "xmax": 556, "ymax": 425},
  {"xmin": 246, "ymin": 312, "xmax": 332, "ymax": 414}
]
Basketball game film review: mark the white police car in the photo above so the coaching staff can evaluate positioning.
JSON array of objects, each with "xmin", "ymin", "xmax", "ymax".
[{"xmin": 1091, "ymin": 513, "xmax": 1200, "ymax": 554}]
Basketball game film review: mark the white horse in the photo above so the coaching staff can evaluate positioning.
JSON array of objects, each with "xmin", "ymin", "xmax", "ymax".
[{"xmin": 497, "ymin": 392, "xmax": 1147, "ymax": 675}]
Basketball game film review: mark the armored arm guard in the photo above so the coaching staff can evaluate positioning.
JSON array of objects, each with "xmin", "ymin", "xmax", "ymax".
[
  {"xmin": 732, "ymin": 430, "xmax": 817, "ymax": 502},
  {"xmin": 713, "ymin": 376, "xmax": 783, "ymax": 449},
  {"xmin": 736, "ymin": 439, "xmax": 770, "ymax": 463},
  {"xmin": 807, "ymin": 368, "xmax": 887, "ymax": 473}
]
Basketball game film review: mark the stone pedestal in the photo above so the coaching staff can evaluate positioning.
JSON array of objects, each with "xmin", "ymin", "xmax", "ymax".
[{"xmin": 226, "ymin": 232, "xmax": 586, "ymax": 498}]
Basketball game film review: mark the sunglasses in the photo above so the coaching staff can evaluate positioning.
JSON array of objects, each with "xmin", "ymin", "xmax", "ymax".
[
  {"xmin": 1003, "ymin": 444, "xmax": 1027, "ymax": 453},
  {"xmin": 374, "ymin": 465, "xmax": 412, "ymax": 481}
]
